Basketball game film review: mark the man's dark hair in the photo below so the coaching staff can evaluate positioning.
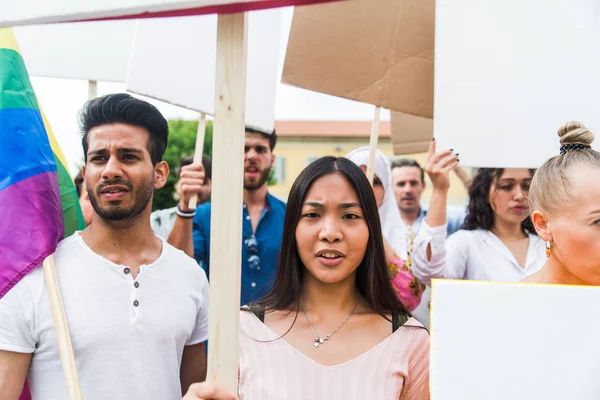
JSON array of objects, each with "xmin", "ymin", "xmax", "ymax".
[
  {"xmin": 245, "ymin": 126, "xmax": 277, "ymax": 151},
  {"xmin": 390, "ymin": 158, "xmax": 425, "ymax": 183},
  {"xmin": 79, "ymin": 93, "xmax": 169, "ymax": 166},
  {"xmin": 175, "ymin": 154, "xmax": 212, "ymax": 181},
  {"xmin": 74, "ymin": 170, "xmax": 84, "ymax": 197}
]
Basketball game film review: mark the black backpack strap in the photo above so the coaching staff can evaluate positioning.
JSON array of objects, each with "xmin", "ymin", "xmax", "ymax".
[
  {"xmin": 392, "ymin": 311, "xmax": 410, "ymax": 332},
  {"xmin": 249, "ymin": 303, "xmax": 265, "ymax": 323}
]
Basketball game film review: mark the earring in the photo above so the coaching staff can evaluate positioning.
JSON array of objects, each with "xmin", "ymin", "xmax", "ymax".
[{"xmin": 546, "ymin": 241, "xmax": 551, "ymax": 258}]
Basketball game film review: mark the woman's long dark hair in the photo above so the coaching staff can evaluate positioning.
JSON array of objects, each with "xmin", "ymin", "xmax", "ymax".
[
  {"xmin": 256, "ymin": 156, "xmax": 408, "ymax": 319},
  {"xmin": 463, "ymin": 168, "xmax": 536, "ymax": 234}
]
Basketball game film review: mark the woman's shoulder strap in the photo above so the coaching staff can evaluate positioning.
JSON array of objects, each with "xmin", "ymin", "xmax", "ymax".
[
  {"xmin": 392, "ymin": 311, "xmax": 410, "ymax": 332},
  {"xmin": 249, "ymin": 302, "xmax": 265, "ymax": 323}
]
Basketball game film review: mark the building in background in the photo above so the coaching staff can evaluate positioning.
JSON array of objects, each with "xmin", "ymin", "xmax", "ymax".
[{"xmin": 269, "ymin": 120, "xmax": 469, "ymax": 206}]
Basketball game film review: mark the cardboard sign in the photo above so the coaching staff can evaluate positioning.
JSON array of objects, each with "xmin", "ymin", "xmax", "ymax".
[
  {"xmin": 390, "ymin": 111, "xmax": 432, "ymax": 155},
  {"xmin": 15, "ymin": 21, "xmax": 134, "ymax": 82},
  {"xmin": 0, "ymin": 0, "xmax": 341, "ymax": 26},
  {"xmin": 434, "ymin": 0, "xmax": 600, "ymax": 168},
  {"xmin": 282, "ymin": 0, "xmax": 434, "ymax": 118},
  {"xmin": 431, "ymin": 280, "xmax": 600, "ymax": 400},
  {"xmin": 126, "ymin": 9, "xmax": 282, "ymax": 133}
]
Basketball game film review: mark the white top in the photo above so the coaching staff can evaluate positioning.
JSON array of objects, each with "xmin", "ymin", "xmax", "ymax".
[
  {"xmin": 0, "ymin": 232, "xmax": 210, "ymax": 400},
  {"xmin": 150, "ymin": 206, "xmax": 177, "ymax": 239},
  {"xmin": 238, "ymin": 312, "xmax": 430, "ymax": 400},
  {"xmin": 412, "ymin": 222, "xmax": 546, "ymax": 285}
]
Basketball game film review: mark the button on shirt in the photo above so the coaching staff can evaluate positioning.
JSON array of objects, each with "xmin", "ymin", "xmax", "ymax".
[{"xmin": 193, "ymin": 192, "xmax": 286, "ymax": 306}]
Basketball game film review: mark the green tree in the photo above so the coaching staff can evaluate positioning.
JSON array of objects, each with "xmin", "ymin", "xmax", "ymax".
[{"xmin": 152, "ymin": 119, "xmax": 213, "ymax": 211}]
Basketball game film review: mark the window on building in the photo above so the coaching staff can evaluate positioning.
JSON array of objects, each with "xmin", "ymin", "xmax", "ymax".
[
  {"xmin": 273, "ymin": 157, "xmax": 286, "ymax": 184},
  {"xmin": 306, "ymin": 156, "xmax": 320, "ymax": 166}
]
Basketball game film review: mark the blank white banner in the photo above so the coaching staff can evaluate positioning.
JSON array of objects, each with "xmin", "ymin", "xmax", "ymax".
[
  {"xmin": 15, "ymin": 21, "xmax": 134, "ymax": 82},
  {"xmin": 431, "ymin": 280, "xmax": 600, "ymax": 400},
  {"xmin": 126, "ymin": 9, "xmax": 282, "ymax": 132},
  {"xmin": 434, "ymin": 0, "xmax": 600, "ymax": 168}
]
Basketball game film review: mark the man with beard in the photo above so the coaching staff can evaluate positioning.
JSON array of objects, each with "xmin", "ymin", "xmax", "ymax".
[
  {"xmin": 390, "ymin": 157, "xmax": 468, "ymax": 329},
  {"xmin": 181, "ymin": 127, "xmax": 286, "ymax": 306},
  {"xmin": 0, "ymin": 94, "xmax": 209, "ymax": 400},
  {"xmin": 392, "ymin": 158, "xmax": 468, "ymax": 236}
]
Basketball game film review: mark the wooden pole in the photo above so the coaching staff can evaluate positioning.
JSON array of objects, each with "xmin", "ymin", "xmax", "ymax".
[
  {"xmin": 42, "ymin": 254, "xmax": 83, "ymax": 400},
  {"xmin": 87, "ymin": 80, "xmax": 97, "ymax": 100},
  {"xmin": 187, "ymin": 112, "xmax": 207, "ymax": 210},
  {"xmin": 206, "ymin": 12, "xmax": 248, "ymax": 392},
  {"xmin": 366, "ymin": 106, "xmax": 382, "ymax": 185}
]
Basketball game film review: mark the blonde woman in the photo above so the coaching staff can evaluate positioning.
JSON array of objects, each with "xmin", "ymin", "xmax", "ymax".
[{"xmin": 524, "ymin": 121, "xmax": 600, "ymax": 285}]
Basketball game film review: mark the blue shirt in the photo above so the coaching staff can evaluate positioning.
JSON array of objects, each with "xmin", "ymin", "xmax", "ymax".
[
  {"xmin": 412, "ymin": 205, "xmax": 467, "ymax": 236},
  {"xmin": 192, "ymin": 192, "xmax": 286, "ymax": 306}
]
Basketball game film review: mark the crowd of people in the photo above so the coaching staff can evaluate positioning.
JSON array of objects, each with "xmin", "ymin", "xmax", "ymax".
[{"xmin": 0, "ymin": 93, "xmax": 598, "ymax": 399}]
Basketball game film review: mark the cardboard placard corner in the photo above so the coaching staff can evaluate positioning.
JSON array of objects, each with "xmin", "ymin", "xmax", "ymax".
[{"xmin": 282, "ymin": 0, "xmax": 434, "ymax": 118}]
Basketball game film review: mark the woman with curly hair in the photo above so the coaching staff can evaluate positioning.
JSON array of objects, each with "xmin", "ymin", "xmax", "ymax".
[{"xmin": 411, "ymin": 155, "xmax": 546, "ymax": 284}]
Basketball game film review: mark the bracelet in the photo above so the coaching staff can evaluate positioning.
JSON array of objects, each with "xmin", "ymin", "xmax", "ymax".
[{"xmin": 176, "ymin": 205, "xmax": 196, "ymax": 219}]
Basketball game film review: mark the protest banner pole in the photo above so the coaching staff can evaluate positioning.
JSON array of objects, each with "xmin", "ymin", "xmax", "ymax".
[
  {"xmin": 43, "ymin": 254, "xmax": 83, "ymax": 400},
  {"xmin": 206, "ymin": 12, "xmax": 248, "ymax": 391},
  {"xmin": 87, "ymin": 80, "xmax": 97, "ymax": 100},
  {"xmin": 187, "ymin": 112, "xmax": 207, "ymax": 210},
  {"xmin": 366, "ymin": 106, "xmax": 381, "ymax": 185}
]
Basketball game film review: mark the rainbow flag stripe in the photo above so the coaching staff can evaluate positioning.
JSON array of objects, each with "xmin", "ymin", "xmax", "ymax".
[{"xmin": 0, "ymin": 27, "xmax": 84, "ymax": 299}]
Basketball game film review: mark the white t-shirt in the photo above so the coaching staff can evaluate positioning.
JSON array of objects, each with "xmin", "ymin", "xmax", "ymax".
[{"xmin": 0, "ymin": 232, "xmax": 210, "ymax": 400}]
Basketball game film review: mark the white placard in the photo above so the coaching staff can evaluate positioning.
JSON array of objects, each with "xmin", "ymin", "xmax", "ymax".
[
  {"xmin": 434, "ymin": 0, "xmax": 600, "ymax": 168},
  {"xmin": 14, "ymin": 21, "xmax": 134, "ymax": 82},
  {"xmin": 431, "ymin": 280, "xmax": 600, "ymax": 400},
  {"xmin": 126, "ymin": 9, "xmax": 282, "ymax": 132},
  {"xmin": 0, "ymin": 0, "xmax": 325, "ymax": 26}
]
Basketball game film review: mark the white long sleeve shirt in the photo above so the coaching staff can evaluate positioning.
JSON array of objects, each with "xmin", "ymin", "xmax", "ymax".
[{"xmin": 411, "ymin": 221, "xmax": 546, "ymax": 286}]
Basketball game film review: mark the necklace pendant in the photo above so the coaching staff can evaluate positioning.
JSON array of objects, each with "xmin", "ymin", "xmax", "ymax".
[{"xmin": 313, "ymin": 337, "xmax": 321, "ymax": 348}]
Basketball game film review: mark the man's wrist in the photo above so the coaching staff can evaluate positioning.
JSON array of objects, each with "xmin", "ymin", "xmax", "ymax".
[{"xmin": 176, "ymin": 203, "xmax": 196, "ymax": 218}]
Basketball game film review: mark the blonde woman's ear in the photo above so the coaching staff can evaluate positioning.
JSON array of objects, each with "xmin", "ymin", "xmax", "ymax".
[{"xmin": 531, "ymin": 210, "xmax": 552, "ymax": 242}]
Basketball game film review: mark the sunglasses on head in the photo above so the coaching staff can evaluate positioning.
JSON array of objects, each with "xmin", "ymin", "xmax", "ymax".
[{"xmin": 245, "ymin": 234, "xmax": 261, "ymax": 270}]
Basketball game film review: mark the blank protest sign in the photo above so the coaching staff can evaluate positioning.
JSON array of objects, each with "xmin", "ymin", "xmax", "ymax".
[
  {"xmin": 15, "ymin": 21, "xmax": 135, "ymax": 82},
  {"xmin": 126, "ymin": 9, "xmax": 282, "ymax": 132},
  {"xmin": 434, "ymin": 0, "xmax": 600, "ymax": 168},
  {"xmin": 0, "ymin": 0, "xmax": 334, "ymax": 26},
  {"xmin": 431, "ymin": 280, "xmax": 600, "ymax": 400}
]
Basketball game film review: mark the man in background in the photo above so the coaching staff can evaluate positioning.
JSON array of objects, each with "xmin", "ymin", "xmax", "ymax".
[
  {"xmin": 391, "ymin": 158, "xmax": 471, "ymax": 328},
  {"xmin": 74, "ymin": 170, "xmax": 94, "ymax": 226},
  {"xmin": 168, "ymin": 127, "xmax": 286, "ymax": 306}
]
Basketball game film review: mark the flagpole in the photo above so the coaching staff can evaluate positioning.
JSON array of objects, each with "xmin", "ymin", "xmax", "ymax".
[
  {"xmin": 187, "ymin": 112, "xmax": 207, "ymax": 210},
  {"xmin": 366, "ymin": 106, "xmax": 382, "ymax": 185},
  {"xmin": 43, "ymin": 255, "xmax": 83, "ymax": 400},
  {"xmin": 206, "ymin": 12, "xmax": 247, "ymax": 392},
  {"xmin": 87, "ymin": 80, "xmax": 97, "ymax": 100}
]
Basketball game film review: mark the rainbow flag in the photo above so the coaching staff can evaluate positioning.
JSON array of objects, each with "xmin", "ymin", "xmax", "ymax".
[{"xmin": 0, "ymin": 27, "xmax": 85, "ymax": 299}]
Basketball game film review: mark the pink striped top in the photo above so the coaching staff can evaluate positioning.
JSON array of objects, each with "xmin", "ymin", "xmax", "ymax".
[{"xmin": 238, "ymin": 311, "xmax": 430, "ymax": 399}]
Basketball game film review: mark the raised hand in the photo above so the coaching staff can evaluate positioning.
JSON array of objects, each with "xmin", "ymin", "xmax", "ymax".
[
  {"xmin": 424, "ymin": 139, "xmax": 459, "ymax": 192},
  {"xmin": 178, "ymin": 163, "xmax": 205, "ymax": 211}
]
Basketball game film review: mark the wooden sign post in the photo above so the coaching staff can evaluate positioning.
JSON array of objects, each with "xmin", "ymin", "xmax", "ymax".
[{"xmin": 206, "ymin": 12, "xmax": 247, "ymax": 390}]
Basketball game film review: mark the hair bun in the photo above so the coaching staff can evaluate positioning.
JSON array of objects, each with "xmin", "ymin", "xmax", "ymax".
[{"xmin": 558, "ymin": 121, "xmax": 594, "ymax": 147}]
